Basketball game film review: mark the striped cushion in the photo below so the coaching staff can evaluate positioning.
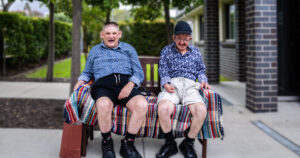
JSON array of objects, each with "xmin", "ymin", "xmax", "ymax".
[{"xmin": 64, "ymin": 81, "xmax": 224, "ymax": 139}]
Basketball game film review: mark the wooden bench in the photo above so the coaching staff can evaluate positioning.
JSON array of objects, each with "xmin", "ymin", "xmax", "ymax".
[{"xmin": 78, "ymin": 56, "xmax": 216, "ymax": 158}]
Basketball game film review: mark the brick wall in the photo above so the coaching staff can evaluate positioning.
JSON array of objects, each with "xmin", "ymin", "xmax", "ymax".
[
  {"xmin": 204, "ymin": 0, "xmax": 220, "ymax": 84},
  {"xmin": 245, "ymin": 0, "xmax": 278, "ymax": 112}
]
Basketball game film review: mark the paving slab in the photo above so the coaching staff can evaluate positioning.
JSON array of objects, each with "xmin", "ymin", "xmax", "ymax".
[
  {"xmin": 0, "ymin": 128, "xmax": 62, "ymax": 158},
  {"xmin": 0, "ymin": 81, "xmax": 70, "ymax": 99}
]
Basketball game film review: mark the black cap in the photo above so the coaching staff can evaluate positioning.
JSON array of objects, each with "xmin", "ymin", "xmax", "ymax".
[{"xmin": 174, "ymin": 21, "xmax": 192, "ymax": 35}]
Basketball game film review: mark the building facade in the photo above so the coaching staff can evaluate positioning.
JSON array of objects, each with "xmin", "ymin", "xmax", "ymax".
[{"xmin": 177, "ymin": 0, "xmax": 300, "ymax": 112}]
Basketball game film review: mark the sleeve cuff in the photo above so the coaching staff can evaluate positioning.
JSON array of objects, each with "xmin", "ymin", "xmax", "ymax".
[
  {"xmin": 198, "ymin": 75, "xmax": 208, "ymax": 83},
  {"xmin": 78, "ymin": 75, "xmax": 90, "ymax": 82},
  {"xmin": 160, "ymin": 76, "xmax": 171, "ymax": 89},
  {"xmin": 129, "ymin": 76, "xmax": 141, "ymax": 86}
]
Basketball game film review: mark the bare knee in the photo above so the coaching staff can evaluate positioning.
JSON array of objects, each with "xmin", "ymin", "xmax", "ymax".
[
  {"xmin": 191, "ymin": 103, "xmax": 207, "ymax": 118},
  {"xmin": 158, "ymin": 100, "xmax": 174, "ymax": 118},
  {"xmin": 127, "ymin": 96, "xmax": 148, "ymax": 114},
  {"xmin": 134, "ymin": 98, "xmax": 148, "ymax": 114},
  {"xmin": 96, "ymin": 97, "xmax": 113, "ymax": 113}
]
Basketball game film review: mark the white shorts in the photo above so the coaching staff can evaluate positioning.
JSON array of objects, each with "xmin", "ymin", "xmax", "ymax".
[{"xmin": 157, "ymin": 77, "xmax": 204, "ymax": 105}]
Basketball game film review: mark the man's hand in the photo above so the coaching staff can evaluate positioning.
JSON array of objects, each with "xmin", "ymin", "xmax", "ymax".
[
  {"xmin": 200, "ymin": 82, "xmax": 211, "ymax": 89},
  {"xmin": 164, "ymin": 83, "xmax": 175, "ymax": 93},
  {"xmin": 73, "ymin": 80, "xmax": 86, "ymax": 91},
  {"xmin": 118, "ymin": 81, "xmax": 135, "ymax": 100}
]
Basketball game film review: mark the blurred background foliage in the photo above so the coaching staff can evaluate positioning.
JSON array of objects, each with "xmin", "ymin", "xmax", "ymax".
[
  {"xmin": 0, "ymin": 0, "xmax": 202, "ymax": 73},
  {"xmin": 0, "ymin": 12, "xmax": 71, "ymax": 67}
]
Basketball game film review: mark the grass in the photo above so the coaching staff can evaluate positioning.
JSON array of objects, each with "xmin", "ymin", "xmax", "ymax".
[
  {"xmin": 26, "ymin": 55, "xmax": 232, "ymax": 82},
  {"xmin": 220, "ymin": 75, "xmax": 232, "ymax": 82},
  {"xmin": 26, "ymin": 55, "xmax": 86, "ymax": 78}
]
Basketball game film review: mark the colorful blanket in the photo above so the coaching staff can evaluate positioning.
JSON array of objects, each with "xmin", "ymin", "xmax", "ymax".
[{"xmin": 64, "ymin": 81, "xmax": 224, "ymax": 139}]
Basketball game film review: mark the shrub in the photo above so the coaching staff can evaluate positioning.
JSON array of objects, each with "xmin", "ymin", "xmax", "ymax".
[
  {"xmin": 0, "ymin": 12, "xmax": 72, "ymax": 66},
  {"xmin": 119, "ymin": 21, "xmax": 173, "ymax": 56}
]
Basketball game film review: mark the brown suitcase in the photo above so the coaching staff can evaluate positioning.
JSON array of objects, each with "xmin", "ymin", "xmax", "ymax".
[{"xmin": 59, "ymin": 123, "xmax": 82, "ymax": 158}]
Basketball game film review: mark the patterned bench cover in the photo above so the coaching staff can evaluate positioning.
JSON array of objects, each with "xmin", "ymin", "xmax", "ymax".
[{"xmin": 64, "ymin": 81, "xmax": 224, "ymax": 139}]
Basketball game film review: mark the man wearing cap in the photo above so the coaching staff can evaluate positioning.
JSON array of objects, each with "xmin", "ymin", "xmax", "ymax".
[{"xmin": 156, "ymin": 21, "xmax": 211, "ymax": 158}]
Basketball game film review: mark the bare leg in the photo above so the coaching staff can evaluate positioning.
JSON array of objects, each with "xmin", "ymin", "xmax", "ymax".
[
  {"xmin": 96, "ymin": 97, "xmax": 114, "ymax": 133},
  {"xmin": 187, "ymin": 102, "xmax": 207, "ymax": 138},
  {"xmin": 126, "ymin": 95, "xmax": 148, "ymax": 134},
  {"xmin": 157, "ymin": 100, "xmax": 175, "ymax": 133}
]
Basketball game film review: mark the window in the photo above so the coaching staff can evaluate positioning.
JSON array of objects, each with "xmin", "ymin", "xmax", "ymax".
[
  {"xmin": 225, "ymin": 4, "xmax": 235, "ymax": 40},
  {"xmin": 199, "ymin": 15, "xmax": 204, "ymax": 41}
]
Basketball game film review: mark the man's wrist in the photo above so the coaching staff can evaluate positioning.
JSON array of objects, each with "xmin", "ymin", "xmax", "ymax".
[
  {"xmin": 129, "ymin": 76, "xmax": 140, "ymax": 86},
  {"xmin": 127, "ymin": 81, "xmax": 135, "ymax": 87},
  {"xmin": 163, "ymin": 82, "xmax": 170, "ymax": 88},
  {"xmin": 79, "ymin": 80, "xmax": 86, "ymax": 84}
]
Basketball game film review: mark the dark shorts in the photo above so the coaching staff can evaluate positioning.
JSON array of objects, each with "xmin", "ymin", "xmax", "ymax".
[{"xmin": 91, "ymin": 74, "xmax": 142, "ymax": 107}]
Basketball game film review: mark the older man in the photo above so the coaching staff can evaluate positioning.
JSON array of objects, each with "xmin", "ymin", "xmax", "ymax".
[
  {"xmin": 74, "ymin": 22, "xmax": 147, "ymax": 158},
  {"xmin": 156, "ymin": 21, "xmax": 211, "ymax": 158}
]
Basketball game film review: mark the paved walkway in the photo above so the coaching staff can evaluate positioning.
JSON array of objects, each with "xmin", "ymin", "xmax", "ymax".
[
  {"xmin": 0, "ymin": 81, "xmax": 70, "ymax": 100},
  {"xmin": 0, "ymin": 81, "xmax": 300, "ymax": 158}
]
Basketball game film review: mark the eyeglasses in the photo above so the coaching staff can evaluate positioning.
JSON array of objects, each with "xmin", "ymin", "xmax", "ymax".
[{"xmin": 174, "ymin": 37, "xmax": 191, "ymax": 42}]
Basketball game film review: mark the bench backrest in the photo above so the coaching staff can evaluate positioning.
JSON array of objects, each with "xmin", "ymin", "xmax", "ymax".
[{"xmin": 139, "ymin": 56, "xmax": 160, "ymax": 95}]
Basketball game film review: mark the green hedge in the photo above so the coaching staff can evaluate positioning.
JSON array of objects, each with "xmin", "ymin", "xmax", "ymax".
[
  {"xmin": 0, "ymin": 12, "xmax": 72, "ymax": 65},
  {"xmin": 120, "ymin": 21, "xmax": 172, "ymax": 56}
]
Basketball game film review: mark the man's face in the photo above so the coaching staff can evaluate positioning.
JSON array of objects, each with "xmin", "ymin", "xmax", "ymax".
[
  {"xmin": 173, "ymin": 34, "xmax": 192, "ymax": 53},
  {"xmin": 100, "ymin": 25, "xmax": 122, "ymax": 48}
]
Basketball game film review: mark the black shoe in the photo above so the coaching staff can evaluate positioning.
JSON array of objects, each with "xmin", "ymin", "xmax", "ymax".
[
  {"xmin": 179, "ymin": 139, "xmax": 197, "ymax": 158},
  {"xmin": 156, "ymin": 140, "xmax": 178, "ymax": 158},
  {"xmin": 102, "ymin": 139, "xmax": 116, "ymax": 158},
  {"xmin": 120, "ymin": 139, "xmax": 142, "ymax": 158}
]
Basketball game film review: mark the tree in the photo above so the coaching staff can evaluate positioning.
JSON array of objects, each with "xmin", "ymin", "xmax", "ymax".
[
  {"xmin": 0, "ymin": 25, "xmax": 4, "ymax": 76},
  {"xmin": 70, "ymin": 0, "xmax": 82, "ymax": 93},
  {"xmin": 163, "ymin": 0, "xmax": 172, "ymax": 44},
  {"xmin": 122, "ymin": 0, "xmax": 172, "ymax": 43},
  {"xmin": 123, "ymin": 0, "xmax": 203, "ymax": 44},
  {"xmin": 55, "ymin": 0, "xmax": 72, "ymax": 17},
  {"xmin": 85, "ymin": 0, "xmax": 119, "ymax": 23},
  {"xmin": 0, "ymin": 0, "xmax": 15, "ymax": 76},
  {"xmin": 129, "ymin": 4, "xmax": 162, "ymax": 22},
  {"xmin": 82, "ymin": 2, "xmax": 106, "ymax": 58},
  {"xmin": 56, "ymin": 0, "xmax": 106, "ymax": 59},
  {"xmin": 0, "ymin": 0, "xmax": 14, "ymax": 12},
  {"xmin": 46, "ymin": 0, "xmax": 55, "ymax": 81},
  {"xmin": 26, "ymin": 0, "xmax": 56, "ymax": 81},
  {"xmin": 19, "ymin": 0, "xmax": 57, "ymax": 81}
]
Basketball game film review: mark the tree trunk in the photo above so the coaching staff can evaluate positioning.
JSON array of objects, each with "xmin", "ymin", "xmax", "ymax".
[
  {"xmin": 0, "ymin": 30, "xmax": 5, "ymax": 76},
  {"xmin": 46, "ymin": 1, "xmax": 55, "ymax": 82},
  {"xmin": 163, "ymin": 0, "xmax": 172, "ymax": 44},
  {"xmin": 0, "ymin": 1, "xmax": 13, "ymax": 76},
  {"xmin": 83, "ymin": 26, "xmax": 88, "ymax": 60},
  {"xmin": 105, "ymin": 8, "xmax": 111, "ymax": 23},
  {"xmin": 3, "ymin": 2, "xmax": 13, "ymax": 12},
  {"xmin": 70, "ymin": 0, "xmax": 82, "ymax": 94}
]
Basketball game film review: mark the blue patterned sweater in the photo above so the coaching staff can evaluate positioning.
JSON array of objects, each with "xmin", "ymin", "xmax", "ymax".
[{"xmin": 159, "ymin": 42, "xmax": 208, "ymax": 87}]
